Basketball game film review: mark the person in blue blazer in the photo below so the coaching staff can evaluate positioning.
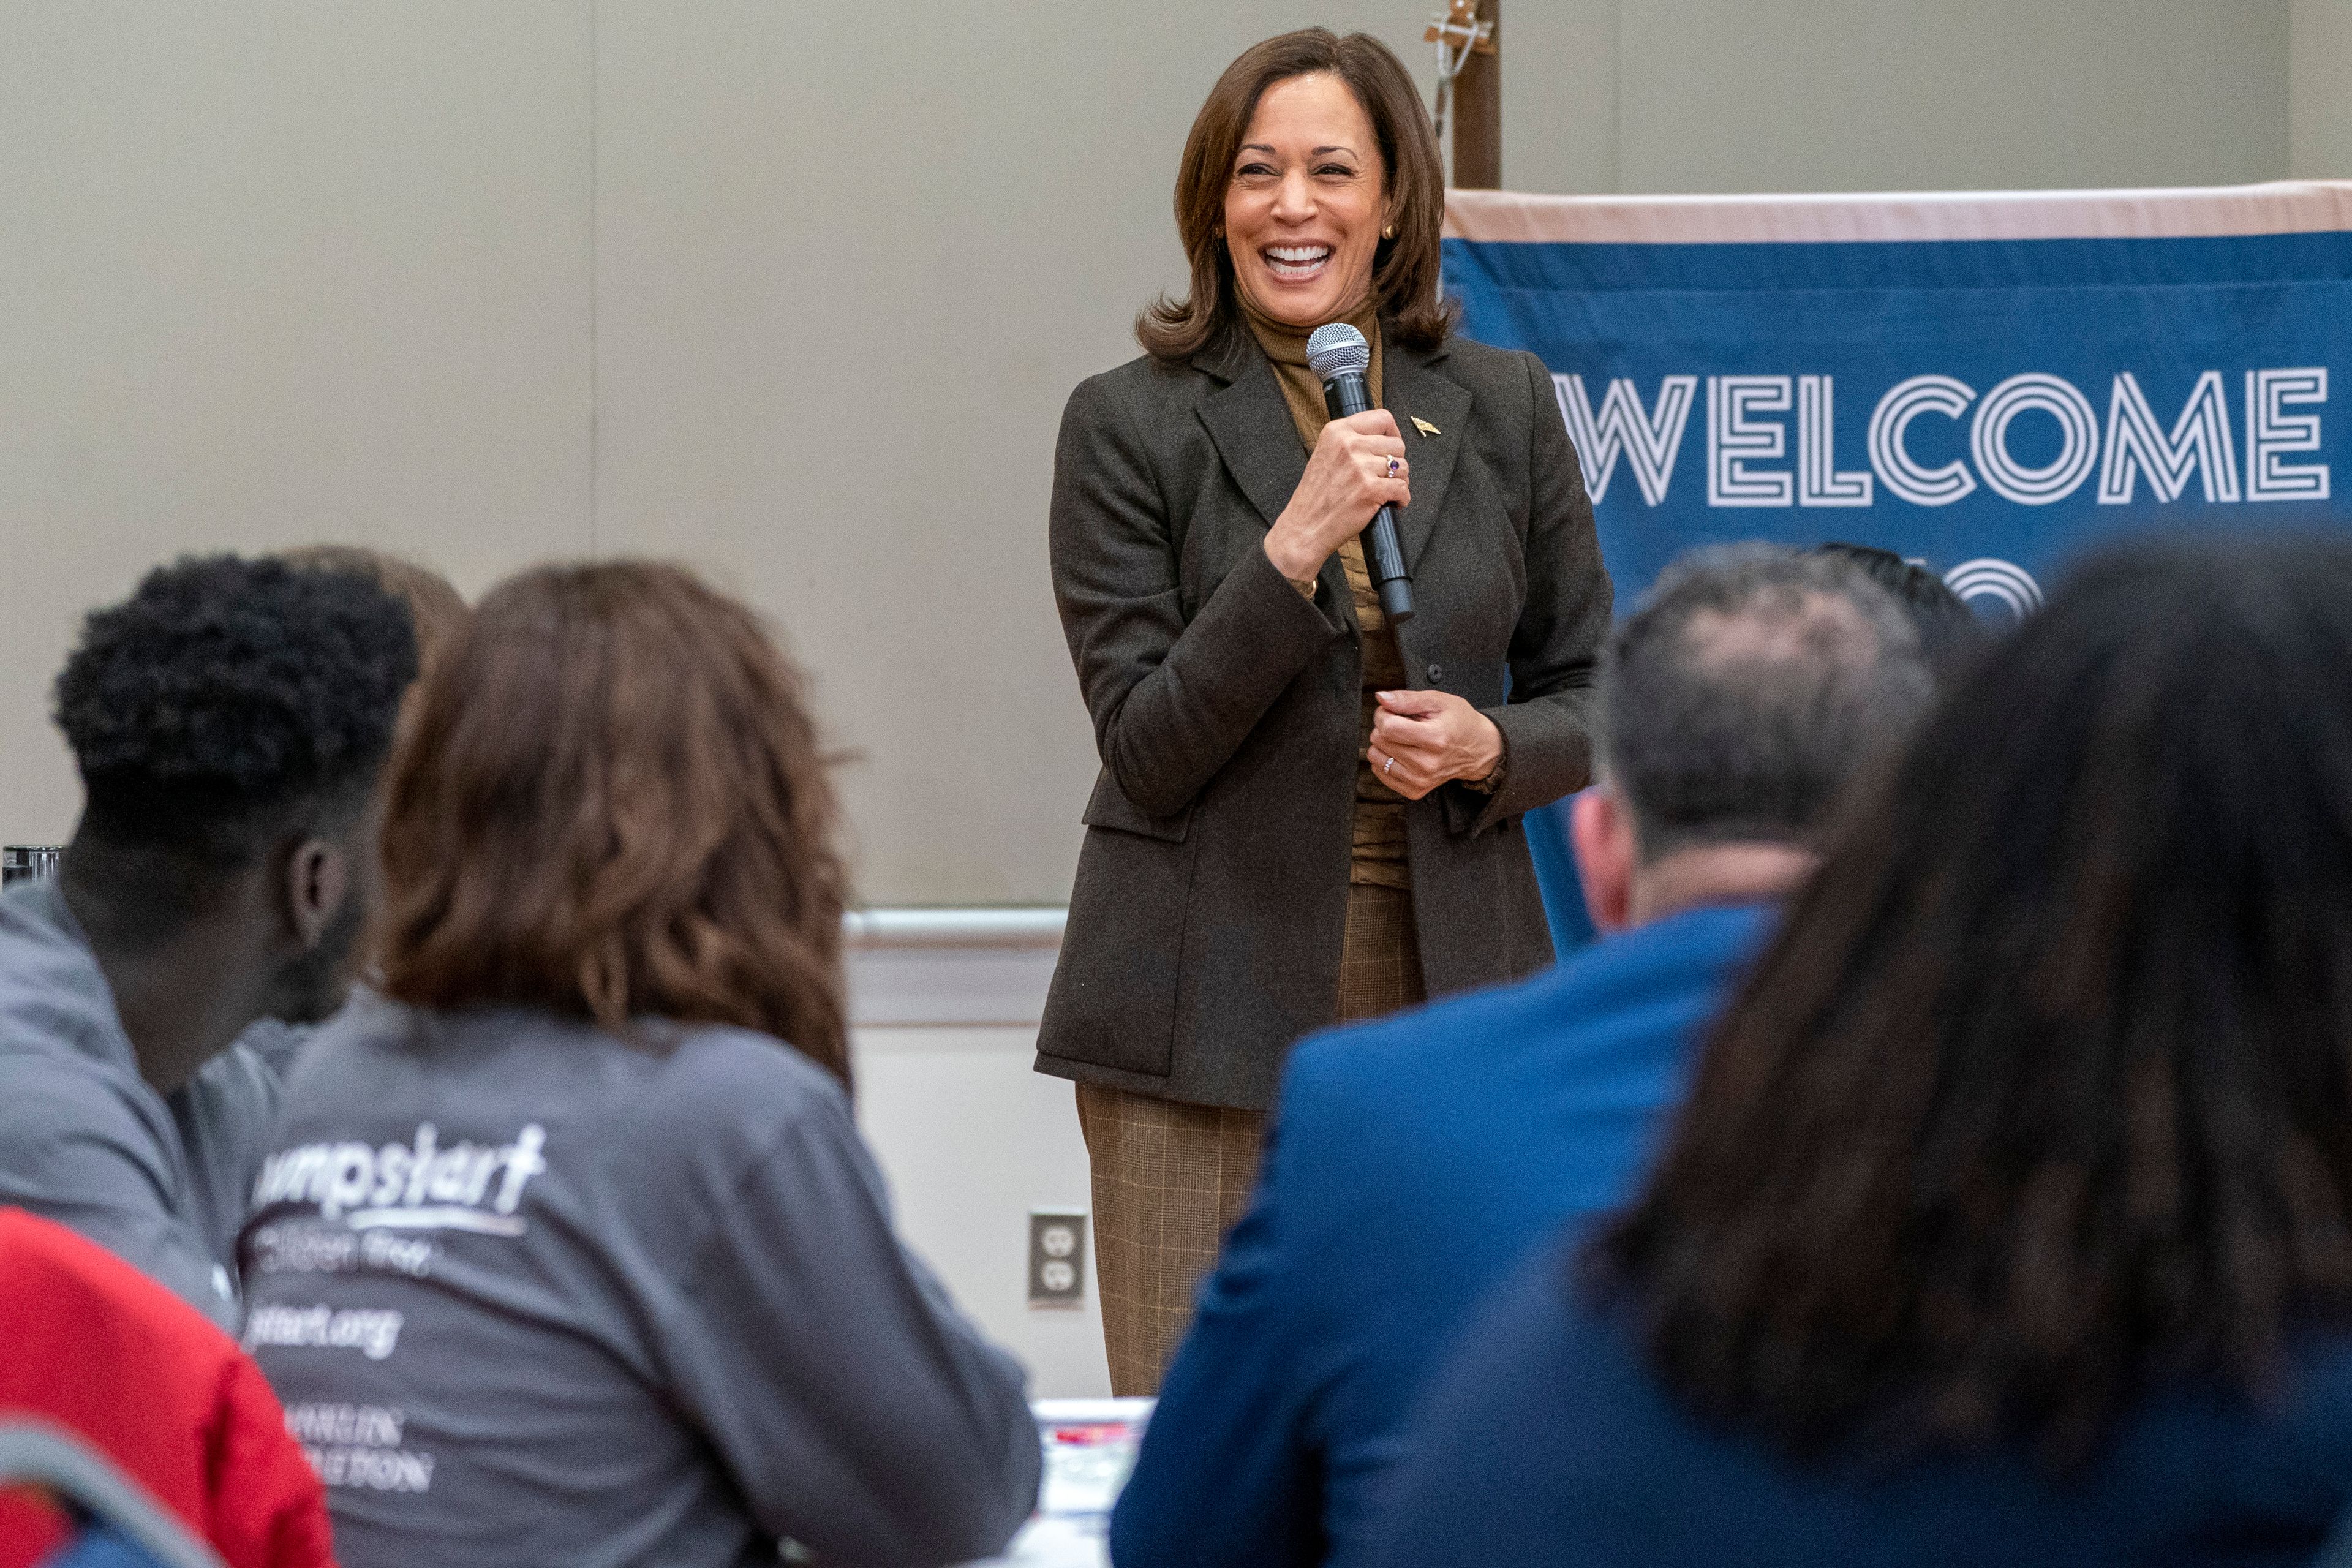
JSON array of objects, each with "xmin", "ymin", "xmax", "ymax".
[
  {"xmin": 1357, "ymin": 537, "xmax": 2352, "ymax": 1568},
  {"xmin": 1109, "ymin": 546, "xmax": 1936, "ymax": 1567}
]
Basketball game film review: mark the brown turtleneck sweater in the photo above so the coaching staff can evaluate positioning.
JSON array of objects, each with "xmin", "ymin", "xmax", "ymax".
[{"xmin": 1242, "ymin": 298, "xmax": 1411, "ymax": 892}]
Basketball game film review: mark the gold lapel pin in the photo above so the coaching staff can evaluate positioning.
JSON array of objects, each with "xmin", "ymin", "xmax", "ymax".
[{"xmin": 1412, "ymin": 417, "xmax": 1441, "ymax": 439}]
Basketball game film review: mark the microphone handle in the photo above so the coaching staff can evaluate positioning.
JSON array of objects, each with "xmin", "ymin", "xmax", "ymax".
[{"xmin": 1321, "ymin": 370, "xmax": 1415, "ymax": 625}]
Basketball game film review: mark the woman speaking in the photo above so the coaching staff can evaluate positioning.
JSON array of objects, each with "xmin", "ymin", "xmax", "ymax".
[{"xmin": 1036, "ymin": 27, "xmax": 1611, "ymax": 1393}]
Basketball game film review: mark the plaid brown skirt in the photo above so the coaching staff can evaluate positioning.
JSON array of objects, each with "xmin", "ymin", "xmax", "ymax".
[{"xmin": 1078, "ymin": 881, "xmax": 1425, "ymax": 1395}]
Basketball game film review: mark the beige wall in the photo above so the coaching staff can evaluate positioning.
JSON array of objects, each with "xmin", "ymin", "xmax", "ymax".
[
  {"xmin": 1520, "ymin": 0, "xmax": 2291, "ymax": 196},
  {"xmin": 0, "ymin": 1, "xmax": 2316, "ymax": 905},
  {"xmin": 854, "ymin": 1017, "xmax": 1109, "ymax": 1396},
  {"xmin": 2293, "ymin": 0, "xmax": 2352, "ymax": 178},
  {"xmin": 0, "ymin": 1, "xmax": 592, "ymax": 859}
]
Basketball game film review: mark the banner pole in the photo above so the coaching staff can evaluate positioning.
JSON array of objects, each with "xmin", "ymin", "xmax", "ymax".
[
  {"xmin": 1425, "ymin": 1, "xmax": 1499, "ymax": 189},
  {"xmin": 1452, "ymin": 0, "xmax": 1499, "ymax": 189}
]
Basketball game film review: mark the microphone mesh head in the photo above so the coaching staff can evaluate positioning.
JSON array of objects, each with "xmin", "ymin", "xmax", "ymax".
[{"xmin": 1305, "ymin": 322, "xmax": 1371, "ymax": 380}]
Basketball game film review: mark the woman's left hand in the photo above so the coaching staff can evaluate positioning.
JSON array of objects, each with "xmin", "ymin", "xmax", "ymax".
[{"xmin": 1367, "ymin": 690, "xmax": 1504, "ymax": 801}]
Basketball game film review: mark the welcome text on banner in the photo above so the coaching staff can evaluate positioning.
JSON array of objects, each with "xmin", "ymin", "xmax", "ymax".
[{"xmin": 1442, "ymin": 181, "xmax": 2352, "ymax": 621}]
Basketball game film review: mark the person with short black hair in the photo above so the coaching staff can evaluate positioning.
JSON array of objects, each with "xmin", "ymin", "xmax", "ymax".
[
  {"xmin": 1113, "ymin": 546, "xmax": 1931, "ymax": 1568},
  {"xmin": 0, "ymin": 554, "xmax": 415, "ymax": 1325},
  {"xmin": 1359, "ymin": 535, "xmax": 2352, "ymax": 1568}
]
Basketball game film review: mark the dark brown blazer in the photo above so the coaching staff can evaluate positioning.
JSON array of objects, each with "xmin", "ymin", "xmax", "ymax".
[{"xmin": 1034, "ymin": 323, "xmax": 1611, "ymax": 1110}]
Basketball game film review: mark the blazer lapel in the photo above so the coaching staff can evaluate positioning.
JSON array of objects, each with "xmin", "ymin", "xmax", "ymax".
[
  {"xmin": 1193, "ymin": 331, "xmax": 1474, "ymax": 584},
  {"xmin": 1382, "ymin": 344, "xmax": 1474, "ymax": 578},
  {"xmin": 1194, "ymin": 339, "xmax": 1308, "ymax": 533}
]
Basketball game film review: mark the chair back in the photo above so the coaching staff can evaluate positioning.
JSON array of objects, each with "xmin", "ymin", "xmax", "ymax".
[{"xmin": 0, "ymin": 1422, "xmax": 222, "ymax": 1568}]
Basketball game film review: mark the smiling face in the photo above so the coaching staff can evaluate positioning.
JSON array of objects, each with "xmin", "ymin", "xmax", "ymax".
[{"xmin": 1223, "ymin": 71, "xmax": 1391, "ymax": 330}]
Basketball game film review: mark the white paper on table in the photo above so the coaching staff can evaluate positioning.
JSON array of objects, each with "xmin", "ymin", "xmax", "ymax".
[{"xmin": 962, "ymin": 1398, "xmax": 1155, "ymax": 1568}]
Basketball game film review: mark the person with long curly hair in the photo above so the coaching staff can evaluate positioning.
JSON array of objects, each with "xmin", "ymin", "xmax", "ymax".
[
  {"xmin": 1359, "ymin": 536, "xmax": 2352, "ymax": 1567},
  {"xmin": 239, "ymin": 562, "xmax": 1039, "ymax": 1568}
]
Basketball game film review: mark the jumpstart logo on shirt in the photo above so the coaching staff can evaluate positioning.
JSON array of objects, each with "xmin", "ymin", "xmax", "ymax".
[{"xmin": 254, "ymin": 1123, "xmax": 548, "ymax": 1236}]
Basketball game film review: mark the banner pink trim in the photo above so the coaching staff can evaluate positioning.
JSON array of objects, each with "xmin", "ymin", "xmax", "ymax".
[{"xmin": 1444, "ymin": 181, "xmax": 2352, "ymax": 246}]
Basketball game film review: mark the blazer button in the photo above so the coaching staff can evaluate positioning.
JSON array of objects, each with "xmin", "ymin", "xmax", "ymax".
[{"xmin": 1425, "ymin": 662, "xmax": 1444, "ymax": 683}]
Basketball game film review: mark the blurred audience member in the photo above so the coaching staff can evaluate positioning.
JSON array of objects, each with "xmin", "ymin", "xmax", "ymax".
[
  {"xmin": 240, "ymin": 562, "xmax": 1041, "ymax": 1568},
  {"xmin": 0, "ymin": 557, "xmax": 415, "ymax": 1325},
  {"xmin": 0, "ymin": 1208, "xmax": 331, "ymax": 1568},
  {"xmin": 1811, "ymin": 540, "xmax": 1987, "ymax": 673},
  {"xmin": 1359, "ymin": 537, "xmax": 2352, "ymax": 1568},
  {"xmin": 276, "ymin": 545, "xmax": 468, "ymax": 687},
  {"xmin": 1114, "ymin": 547, "xmax": 1933, "ymax": 1567},
  {"xmin": 241, "ymin": 544, "xmax": 469, "ymax": 1080}
]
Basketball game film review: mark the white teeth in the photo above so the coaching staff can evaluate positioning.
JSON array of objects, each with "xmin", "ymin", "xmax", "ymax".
[{"xmin": 1264, "ymin": 244, "xmax": 1332, "ymax": 282}]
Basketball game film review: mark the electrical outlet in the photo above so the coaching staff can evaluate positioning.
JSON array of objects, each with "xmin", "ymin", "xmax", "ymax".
[{"xmin": 1028, "ymin": 1210, "xmax": 1088, "ymax": 1309}]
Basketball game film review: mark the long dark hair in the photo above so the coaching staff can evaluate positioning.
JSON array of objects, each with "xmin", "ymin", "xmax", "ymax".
[
  {"xmin": 1595, "ymin": 535, "xmax": 2352, "ymax": 1468},
  {"xmin": 377, "ymin": 562, "xmax": 851, "ymax": 1087},
  {"xmin": 1137, "ymin": 28, "xmax": 1453, "ymax": 364}
]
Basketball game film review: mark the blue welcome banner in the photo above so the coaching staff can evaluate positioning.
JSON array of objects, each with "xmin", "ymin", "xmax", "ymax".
[
  {"xmin": 1444, "ymin": 181, "xmax": 2352, "ymax": 619},
  {"xmin": 1441, "ymin": 181, "xmax": 2352, "ymax": 953}
]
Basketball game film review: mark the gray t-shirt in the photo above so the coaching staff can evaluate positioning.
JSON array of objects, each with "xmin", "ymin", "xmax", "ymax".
[
  {"xmin": 234, "ymin": 1014, "xmax": 313, "ymax": 1080},
  {"xmin": 0, "ymin": 878, "xmax": 281, "ymax": 1328},
  {"xmin": 239, "ymin": 998, "xmax": 1042, "ymax": 1568}
]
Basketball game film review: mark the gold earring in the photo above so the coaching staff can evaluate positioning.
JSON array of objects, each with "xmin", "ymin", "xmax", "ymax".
[{"xmin": 1382, "ymin": 224, "xmax": 1395, "ymax": 239}]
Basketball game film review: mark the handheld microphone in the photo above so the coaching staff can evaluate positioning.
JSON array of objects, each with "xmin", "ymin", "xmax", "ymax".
[{"xmin": 1304, "ymin": 323, "xmax": 1414, "ymax": 625}]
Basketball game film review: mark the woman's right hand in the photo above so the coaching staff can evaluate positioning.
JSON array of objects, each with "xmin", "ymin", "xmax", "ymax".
[{"xmin": 1264, "ymin": 410, "xmax": 1410, "ymax": 584}]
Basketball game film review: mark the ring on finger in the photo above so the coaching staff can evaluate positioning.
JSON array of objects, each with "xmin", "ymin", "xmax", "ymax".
[
  {"xmin": 1385, "ymin": 456, "xmax": 1401, "ymax": 478},
  {"xmin": 1384, "ymin": 755, "xmax": 1396, "ymax": 775}
]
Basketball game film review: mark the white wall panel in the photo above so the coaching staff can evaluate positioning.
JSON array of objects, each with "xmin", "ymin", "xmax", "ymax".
[
  {"xmin": 586, "ymin": 1, "xmax": 1333, "ymax": 906},
  {"xmin": 854, "ymin": 1022, "xmax": 1106, "ymax": 1400},
  {"xmin": 0, "ymin": 2, "xmax": 593, "ymax": 845},
  {"xmin": 1616, "ymin": 0, "xmax": 2288, "ymax": 195},
  {"xmin": 2293, "ymin": 0, "xmax": 2352, "ymax": 178}
]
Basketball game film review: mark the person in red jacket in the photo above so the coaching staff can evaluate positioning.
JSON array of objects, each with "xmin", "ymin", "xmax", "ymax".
[{"xmin": 0, "ymin": 1208, "xmax": 333, "ymax": 1568}]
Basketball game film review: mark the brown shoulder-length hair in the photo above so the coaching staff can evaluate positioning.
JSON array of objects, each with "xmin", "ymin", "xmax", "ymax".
[
  {"xmin": 377, "ymin": 561, "xmax": 851, "ymax": 1087},
  {"xmin": 1138, "ymin": 28, "xmax": 1455, "ymax": 364},
  {"xmin": 1591, "ymin": 537, "xmax": 2352, "ymax": 1471}
]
